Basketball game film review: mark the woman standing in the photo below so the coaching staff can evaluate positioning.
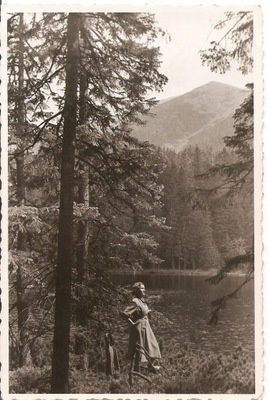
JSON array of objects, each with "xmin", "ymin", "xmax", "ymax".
[{"xmin": 122, "ymin": 281, "xmax": 161, "ymax": 372}]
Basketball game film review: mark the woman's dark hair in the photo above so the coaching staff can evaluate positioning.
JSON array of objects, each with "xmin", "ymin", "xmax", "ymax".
[{"xmin": 132, "ymin": 287, "xmax": 140, "ymax": 296}]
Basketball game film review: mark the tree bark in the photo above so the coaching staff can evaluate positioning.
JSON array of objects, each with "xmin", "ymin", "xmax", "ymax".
[
  {"xmin": 16, "ymin": 13, "xmax": 32, "ymax": 368},
  {"xmin": 51, "ymin": 13, "xmax": 80, "ymax": 393},
  {"xmin": 73, "ymin": 48, "xmax": 91, "ymax": 369},
  {"xmin": 75, "ymin": 161, "xmax": 90, "ymax": 369},
  {"xmin": 171, "ymin": 250, "xmax": 175, "ymax": 269}
]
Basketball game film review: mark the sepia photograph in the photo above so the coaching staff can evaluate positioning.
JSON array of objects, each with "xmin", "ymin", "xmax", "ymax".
[{"xmin": 0, "ymin": 2, "xmax": 264, "ymax": 398}]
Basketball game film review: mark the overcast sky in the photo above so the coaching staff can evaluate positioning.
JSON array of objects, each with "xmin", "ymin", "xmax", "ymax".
[{"xmin": 151, "ymin": 6, "xmax": 254, "ymax": 100}]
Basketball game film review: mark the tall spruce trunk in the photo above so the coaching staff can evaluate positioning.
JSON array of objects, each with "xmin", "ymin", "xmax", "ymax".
[
  {"xmin": 51, "ymin": 13, "xmax": 80, "ymax": 393},
  {"xmin": 74, "ymin": 63, "xmax": 90, "ymax": 370},
  {"xmin": 16, "ymin": 13, "xmax": 32, "ymax": 368},
  {"xmin": 74, "ymin": 164, "xmax": 90, "ymax": 369}
]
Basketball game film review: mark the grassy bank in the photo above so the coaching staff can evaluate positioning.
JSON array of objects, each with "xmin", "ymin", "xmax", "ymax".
[
  {"xmin": 9, "ymin": 289, "xmax": 254, "ymax": 394},
  {"xmin": 10, "ymin": 343, "xmax": 254, "ymax": 394},
  {"xmin": 10, "ymin": 312, "xmax": 255, "ymax": 394}
]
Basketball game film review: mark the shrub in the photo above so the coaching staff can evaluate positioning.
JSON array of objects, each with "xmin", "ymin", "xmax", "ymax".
[
  {"xmin": 163, "ymin": 376, "xmax": 199, "ymax": 394},
  {"xmin": 9, "ymin": 366, "xmax": 51, "ymax": 393},
  {"xmin": 69, "ymin": 370, "xmax": 111, "ymax": 394},
  {"xmin": 109, "ymin": 377, "xmax": 130, "ymax": 393},
  {"xmin": 159, "ymin": 343, "xmax": 255, "ymax": 394}
]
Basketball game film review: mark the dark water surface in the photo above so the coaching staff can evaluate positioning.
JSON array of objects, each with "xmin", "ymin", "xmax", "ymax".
[{"xmin": 109, "ymin": 271, "xmax": 255, "ymax": 356}]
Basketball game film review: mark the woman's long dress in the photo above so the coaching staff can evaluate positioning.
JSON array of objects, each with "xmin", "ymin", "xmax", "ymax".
[{"xmin": 123, "ymin": 297, "xmax": 161, "ymax": 362}]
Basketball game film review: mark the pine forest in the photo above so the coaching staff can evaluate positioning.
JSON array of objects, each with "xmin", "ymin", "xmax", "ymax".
[{"xmin": 5, "ymin": 10, "xmax": 256, "ymax": 395}]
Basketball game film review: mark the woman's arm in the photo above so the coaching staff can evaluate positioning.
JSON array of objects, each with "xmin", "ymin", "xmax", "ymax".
[{"xmin": 122, "ymin": 300, "xmax": 142, "ymax": 322}]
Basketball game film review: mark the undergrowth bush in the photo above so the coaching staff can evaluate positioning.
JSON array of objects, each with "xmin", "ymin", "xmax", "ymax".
[
  {"xmin": 161, "ymin": 344, "xmax": 254, "ymax": 394},
  {"xmin": 9, "ymin": 366, "xmax": 51, "ymax": 393},
  {"xmin": 70, "ymin": 370, "xmax": 111, "ymax": 393},
  {"xmin": 9, "ymin": 343, "xmax": 255, "ymax": 394},
  {"xmin": 109, "ymin": 377, "xmax": 130, "ymax": 393},
  {"xmin": 8, "ymin": 292, "xmax": 255, "ymax": 394},
  {"xmin": 31, "ymin": 335, "xmax": 52, "ymax": 367}
]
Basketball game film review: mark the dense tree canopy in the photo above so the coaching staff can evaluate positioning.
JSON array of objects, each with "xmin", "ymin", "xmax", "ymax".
[
  {"xmin": 157, "ymin": 146, "xmax": 253, "ymax": 271},
  {"xmin": 8, "ymin": 11, "xmax": 169, "ymax": 392}
]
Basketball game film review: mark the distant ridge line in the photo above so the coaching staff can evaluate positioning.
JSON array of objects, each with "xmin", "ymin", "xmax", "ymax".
[{"xmin": 132, "ymin": 81, "xmax": 250, "ymax": 152}]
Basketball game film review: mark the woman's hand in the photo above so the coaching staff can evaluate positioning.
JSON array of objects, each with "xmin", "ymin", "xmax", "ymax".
[{"xmin": 128, "ymin": 318, "xmax": 135, "ymax": 326}]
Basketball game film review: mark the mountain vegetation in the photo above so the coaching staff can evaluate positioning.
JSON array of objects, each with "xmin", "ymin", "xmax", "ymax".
[
  {"xmin": 131, "ymin": 81, "xmax": 249, "ymax": 151},
  {"xmin": 156, "ymin": 145, "xmax": 253, "ymax": 270}
]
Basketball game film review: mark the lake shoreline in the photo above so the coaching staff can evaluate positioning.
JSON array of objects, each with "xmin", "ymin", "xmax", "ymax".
[{"xmin": 108, "ymin": 268, "xmax": 248, "ymax": 277}]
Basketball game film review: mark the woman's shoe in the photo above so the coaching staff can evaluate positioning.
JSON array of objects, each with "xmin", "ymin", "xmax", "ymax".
[{"xmin": 148, "ymin": 363, "xmax": 161, "ymax": 373}]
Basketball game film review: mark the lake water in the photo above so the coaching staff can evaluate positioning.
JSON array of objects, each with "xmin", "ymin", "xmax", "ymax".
[{"xmin": 109, "ymin": 271, "xmax": 255, "ymax": 357}]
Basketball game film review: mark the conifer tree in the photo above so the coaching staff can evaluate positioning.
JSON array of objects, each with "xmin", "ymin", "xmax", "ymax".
[
  {"xmin": 198, "ymin": 10, "xmax": 254, "ymax": 322},
  {"xmin": 200, "ymin": 11, "xmax": 253, "ymax": 75},
  {"xmin": 51, "ymin": 13, "xmax": 80, "ymax": 393},
  {"xmin": 8, "ymin": 11, "xmax": 168, "ymax": 390},
  {"xmin": 14, "ymin": 13, "xmax": 31, "ymax": 368},
  {"xmin": 47, "ymin": 12, "xmax": 167, "ymax": 392}
]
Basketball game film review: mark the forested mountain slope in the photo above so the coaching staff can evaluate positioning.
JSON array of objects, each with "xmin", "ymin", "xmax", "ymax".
[{"xmin": 131, "ymin": 81, "xmax": 249, "ymax": 151}]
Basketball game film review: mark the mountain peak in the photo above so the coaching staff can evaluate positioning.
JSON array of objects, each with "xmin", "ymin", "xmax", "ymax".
[
  {"xmin": 183, "ymin": 80, "xmax": 248, "ymax": 95},
  {"xmin": 206, "ymin": 80, "xmax": 235, "ymax": 86}
]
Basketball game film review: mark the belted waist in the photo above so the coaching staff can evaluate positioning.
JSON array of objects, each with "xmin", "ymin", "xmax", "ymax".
[{"xmin": 133, "ymin": 315, "xmax": 148, "ymax": 325}]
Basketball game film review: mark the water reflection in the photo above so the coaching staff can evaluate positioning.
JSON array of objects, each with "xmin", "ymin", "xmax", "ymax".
[{"xmin": 111, "ymin": 271, "xmax": 253, "ymax": 294}]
